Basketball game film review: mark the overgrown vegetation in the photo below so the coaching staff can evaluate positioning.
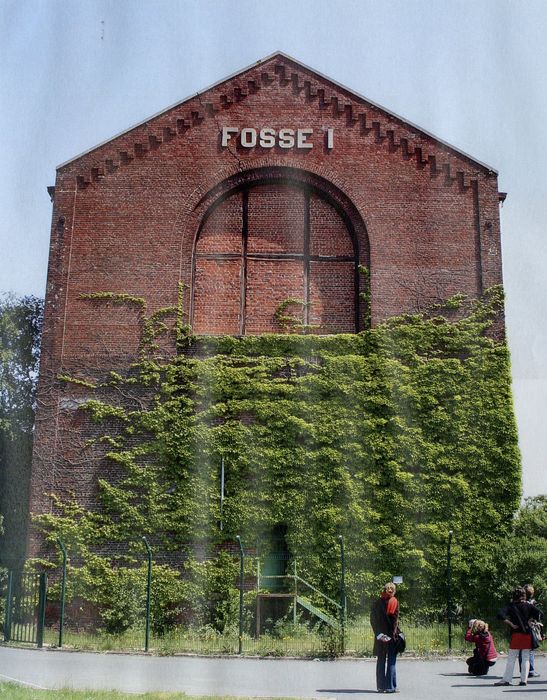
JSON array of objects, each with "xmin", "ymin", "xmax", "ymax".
[
  {"xmin": 29, "ymin": 286, "xmax": 524, "ymax": 638},
  {"xmin": 0, "ymin": 294, "xmax": 43, "ymax": 568}
]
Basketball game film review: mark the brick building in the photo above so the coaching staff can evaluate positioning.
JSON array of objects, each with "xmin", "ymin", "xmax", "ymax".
[{"xmin": 30, "ymin": 53, "xmax": 506, "ymax": 540}]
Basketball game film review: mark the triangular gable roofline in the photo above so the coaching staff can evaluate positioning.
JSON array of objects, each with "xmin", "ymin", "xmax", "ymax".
[{"xmin": 57, "ymin": 51, "xmax": 497, "ymax": 174}]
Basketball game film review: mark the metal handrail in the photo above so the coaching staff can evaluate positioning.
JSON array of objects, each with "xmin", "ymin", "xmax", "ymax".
[
  {"xmin": 295, "ymin": 575, "xmax": 342, "ymax": 610},
  {"xmin": 258, "ymin": 572, "xmax": 341, "ymax": 610}
]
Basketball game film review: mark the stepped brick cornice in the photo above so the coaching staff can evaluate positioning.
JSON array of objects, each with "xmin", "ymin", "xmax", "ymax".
[{"xmin": 60, "ymin": 53, "xmax": 496, "ymax": 195}]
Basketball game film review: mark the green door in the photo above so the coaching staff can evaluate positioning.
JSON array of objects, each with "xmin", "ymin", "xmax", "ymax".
[{"xmin": 262, "ymin": 524, "xmax": 290, "ymax": 592}]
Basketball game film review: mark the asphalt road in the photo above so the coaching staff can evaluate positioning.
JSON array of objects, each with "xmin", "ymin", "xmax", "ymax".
[{"xmin": 0, "ymin": 646, "xmax": 545, "ymax": 698}]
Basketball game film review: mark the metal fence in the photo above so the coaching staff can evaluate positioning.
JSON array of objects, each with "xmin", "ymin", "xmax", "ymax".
[
  {"xmin": 2, "ymin": 570, "xmax": 47, "ymax": 647},
  {"xmin": 0, "ymin": 541, "xmax": 540, "ymax": 656}
]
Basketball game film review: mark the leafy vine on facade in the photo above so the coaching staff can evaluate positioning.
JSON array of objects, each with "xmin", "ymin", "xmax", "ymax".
[{"xmin": 35, "ymin": 286, "xmax": 520, "ymax": 631}]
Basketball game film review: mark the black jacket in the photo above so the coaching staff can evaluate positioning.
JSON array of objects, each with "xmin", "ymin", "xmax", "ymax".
[
  {"xmin": 370, "ymin": 596, "xmax": 399, "ymax": 655},
  {"xmin": 497, "ymin": 601, "xmax": 541, "ymax": 634}
]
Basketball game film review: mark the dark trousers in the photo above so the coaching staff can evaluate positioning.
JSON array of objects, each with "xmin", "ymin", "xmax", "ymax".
[
  {"xmin": 467, "ymin": 649, "xmax": 495, "ymax": 676},
  {"xmin": 376, "ymin": 641, "xmax": 397, "ymax": 691}
]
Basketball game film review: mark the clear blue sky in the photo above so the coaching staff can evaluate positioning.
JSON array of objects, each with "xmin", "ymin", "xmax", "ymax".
[{"xmin": 1, "ymin": 0, "xmax": 546, "ymax": 497}]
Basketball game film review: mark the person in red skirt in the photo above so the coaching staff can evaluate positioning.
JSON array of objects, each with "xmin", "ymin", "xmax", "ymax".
[{"xmin": 495, "ymin": 587, "xmax": 542, "ymax": 686}]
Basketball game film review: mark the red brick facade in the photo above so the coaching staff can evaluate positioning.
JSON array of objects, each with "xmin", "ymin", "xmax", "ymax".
[{"xmin": 30, "ymin": 53, "xmax": 505, "ymax": 537}]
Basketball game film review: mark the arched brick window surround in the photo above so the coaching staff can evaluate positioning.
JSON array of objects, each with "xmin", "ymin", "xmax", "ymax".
[{"xmin": 191, "ymin": 167, "xmax": 370, "ymax": 335}]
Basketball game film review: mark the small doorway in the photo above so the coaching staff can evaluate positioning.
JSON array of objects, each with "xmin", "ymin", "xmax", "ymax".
[{"xmin": 261, "ymin": 523, "xmax": 290, "ymax": 592}]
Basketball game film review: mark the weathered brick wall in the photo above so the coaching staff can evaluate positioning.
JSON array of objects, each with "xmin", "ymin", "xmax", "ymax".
[
  {"xmin": 29, "ymin": 54, "xmax": 505, "ymax": 546},
  {"xmin": 194, "ymin": 184, "xmax": 358, "ymax": 335}
]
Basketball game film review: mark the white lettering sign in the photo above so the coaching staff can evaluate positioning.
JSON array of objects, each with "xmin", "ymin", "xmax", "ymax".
[
  {"xmin": 221, "ymin": 127, "xmax": 334, "ymax": 150},
  {"xmin": 259, "ymin": 128, "xmax": 275, "ymax": 147},
  {"xmin": 297, "ymin": 128, "xmax": 313, "ymax": 149},
  {"xmin": 221, "ymin": 127, "xmax": 238, "ymax": 147},
  {"xmin": 278, "ymin": 128, "xmax": 295, "ymax": 149},
  {"xmin": 240, "ymin": 128, "xmax": 257, "ymax": 147}
]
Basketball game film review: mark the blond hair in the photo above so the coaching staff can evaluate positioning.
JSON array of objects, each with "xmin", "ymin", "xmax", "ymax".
[
  {"xmin": 383, "ymin": 582, "xmax": 396, "ymax": 594},
  {"xmin": 472, "ymin": 619, "xmax": 489, "ymax": 634}
]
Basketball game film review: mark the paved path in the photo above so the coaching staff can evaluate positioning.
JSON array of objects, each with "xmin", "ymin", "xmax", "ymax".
[{"xmin": 0, "ymin": 646, "xmax": 545, "ymax": 698}]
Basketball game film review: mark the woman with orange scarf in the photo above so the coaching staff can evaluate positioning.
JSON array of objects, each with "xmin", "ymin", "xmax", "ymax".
[{"xmin": 370, "ymin": 582, "xmax": 400, "ymax": 694}]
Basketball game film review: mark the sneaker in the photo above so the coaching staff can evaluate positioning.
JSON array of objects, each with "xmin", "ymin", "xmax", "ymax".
[
  {"xmin": 528, "ymin": 671, "xmax": 540, "ymax": 678},
  {"xmin": 519, "ymin": 681, "xmax": 527, "ymax": 686},
  {"xmin": 494, "ymin": 681, "xmax": 511, "ymax": 686}
]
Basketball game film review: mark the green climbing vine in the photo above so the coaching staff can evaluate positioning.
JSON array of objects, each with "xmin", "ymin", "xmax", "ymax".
[
  {"xmin": 79, "ymin": 285, "xmax": 193, "ymax": 356},
  {"xmin": 37, "ymin": 286, "xmax": 520, "ymax": 631},
  {"xmin": 79, "ymin": 291, "xmax": 147, "ymax": 317},
  {"xmin": 56, "ymin": 375, "xmax": 97, "ymax": 389},
  {"xmin": 358, "ymin": 265, "xmax": 371, "ymax": 328},
  {"xmin": 274, "ymin": 297, "xmax": 319, "ymax": 333}
]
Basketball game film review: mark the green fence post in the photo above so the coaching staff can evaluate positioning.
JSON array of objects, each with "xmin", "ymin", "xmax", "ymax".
[
  {"xmin": 36, "ymin": 573, "xmax": 48, "ymax": 648},
  {"xmin": 57, "ymin": 538, "xmax": 67, "ymax": 648},
  {"xmin": 293, "ymin": 559, "xmax": 297, "ymax": 625},
  {"xmin": 3, "ymin": 570, "xmax": 13, "ymax": 642},
  {"xmin": 142, "ymin": 536, "xmax": 152, "ymax": 653},
  {"xmin": 338, "ymin": 535, "xmax": 347, "ymax": 654},
  {"xmin": 447, "ymin": 529, "xmax": 453, "ymax": 651},
  {"xmin": 236, "ymin": 535, "xmax": 244, "ymax": 654}
]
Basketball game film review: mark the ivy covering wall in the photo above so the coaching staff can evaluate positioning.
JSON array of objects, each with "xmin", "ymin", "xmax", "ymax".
[{"xmin": 36, "ymin": 287, "xmax": 520, "ymax": 628}]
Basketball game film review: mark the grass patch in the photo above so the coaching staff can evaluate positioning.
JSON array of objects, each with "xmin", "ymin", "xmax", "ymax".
[
  {"xmin": 0, "ymin": 684, "xmax": 298, "ymax": 700},
  {"xmin": 35, "ymin": 618, "xmax": 502, "ymax": 657}
]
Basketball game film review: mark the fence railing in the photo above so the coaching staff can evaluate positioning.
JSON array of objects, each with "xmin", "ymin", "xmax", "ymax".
[
  {"xmin": 2, "ymin": 571, "xmax": 47, "ymax": 647},
  {"xmin": 258, "ymin": 560, "xmax": 340, "ymax": 605},
  {"xmin": 1, "ymin": 538, "xmax": 541, "ymax": 656}
]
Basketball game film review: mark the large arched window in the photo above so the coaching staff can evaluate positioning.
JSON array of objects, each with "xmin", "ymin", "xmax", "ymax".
[{"xmin": 191, "ymin": 175, "xmax": 366, "ymax": 335}]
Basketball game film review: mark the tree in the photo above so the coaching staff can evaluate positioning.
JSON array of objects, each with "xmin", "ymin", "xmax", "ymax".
[
  {"xmin": 491, "ymin": 496, "xmax": 547, "ymax": 601},
  {"xmin": 0, "ymin": 293, "xmax": 43, "ymax": 567}
]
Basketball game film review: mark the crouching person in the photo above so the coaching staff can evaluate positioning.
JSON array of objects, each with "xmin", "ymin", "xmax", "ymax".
[{"xmin": 465, "ymin": 619, "xmax": 498, "ymax": 675}]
